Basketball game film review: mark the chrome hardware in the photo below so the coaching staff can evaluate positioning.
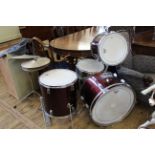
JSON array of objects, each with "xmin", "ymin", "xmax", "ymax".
[
  {"xmin": 47, "ymin": 88, "xmax": 50, "ymax": 94},
  {"xmin": 120, "ymin": 79, "xmax": 126, "ymax": 83},
  {"xmin": 85, "ymin": 104, "xmax": 89, "ymax": 109},
  {"xmin": 106, "ymin": 78, "xmax": 110, "ymax": 83},
  {"xmin": 71, "ymin": 85, "xmax": 75, "ymax": 91},
  {"xmin": 113, "ymin": 73, "xmax": 117, "ymax": 77},
  {"xmin": 67, "ymin": 103, "xmax": 73, "ymax": 129},
  {"xmin": 80, "ymin": 96, "xmax": 84, "ymax": 101},
  {"xmin": 49, "ymin": 110, "xmax": 53, "ymax": 115}
]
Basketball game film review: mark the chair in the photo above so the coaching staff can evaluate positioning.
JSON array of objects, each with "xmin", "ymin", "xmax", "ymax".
[
  {"xmin": 0, "ymin": 39, "xmax": 39, "ymax": 100},
  {"xmin": 32, "ymin": 37, "xmax": 54, "ymax": 60},
  {"xmin": 109, "ymin": 27, "xmax": 155, "ymax": 105}
]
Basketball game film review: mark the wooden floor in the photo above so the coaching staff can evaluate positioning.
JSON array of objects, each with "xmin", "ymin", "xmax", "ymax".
[{"xmin": 0, "ymin": 72, "xmax": 154, "ymax": 129}]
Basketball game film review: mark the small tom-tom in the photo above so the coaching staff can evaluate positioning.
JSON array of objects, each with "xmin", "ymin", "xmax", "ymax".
[
  {"xmin": 76, "ymin": 58, "xmax": 105, "ymax": 86},
  {"xmin": 81, "ymin": 72, "xmax": 135, "ymax": 126},
  {"xmin": 39, "ymin": 69, "xmax": 78, "ymax": 117}
]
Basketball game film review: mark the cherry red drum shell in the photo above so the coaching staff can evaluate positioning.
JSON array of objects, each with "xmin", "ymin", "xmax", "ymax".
[
  {"xmin": 39, "ymin": 69, "xmax": 78, "ymax": 117},
  {"xmin": 81, "ymin": 72, "xmax": 119, "ymax": 106},
  {"xmin": 91, "ymin": 33, "xmax": 105, "ymax": 59},
  {"xmin": 81, "ymin": 72, "xmax": 135, "ymax": 126},
  {"xmin": 40, "ymin": 84, "xmax": 77, "ymax": 116}
]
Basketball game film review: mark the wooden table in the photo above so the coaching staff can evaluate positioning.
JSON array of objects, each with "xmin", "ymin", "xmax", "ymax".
[
  {"xmin": 50, "ymin": 27, "xmax": 106, "ymax": 57},
  {"xmin": 132, "ymin": 30, "xmax": 155, "ymax": 56},
  {"xmin": 133, "ymin": 30, "xmax": 155, "ymax": 47}
]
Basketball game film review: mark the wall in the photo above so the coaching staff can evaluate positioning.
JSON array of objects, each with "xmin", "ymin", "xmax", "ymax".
[{"xmin": 0, "ymin": 26, "xmax": 21, "ymax": 43}]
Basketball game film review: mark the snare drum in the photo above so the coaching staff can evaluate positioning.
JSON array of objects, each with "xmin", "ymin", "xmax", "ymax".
[
  {"xmin": 91, "ymin": 32, "xmax": 129, "ymax": 66},
  {"xmin": 39, "ymin": 69, "xmax": 78, "ymax": 117},
  {"xmin": 81, "ymin": 72, "xmax": 135, "ymax": 126},
  {"xmin": 76, "ymin": 58, "xmax": 105, "ymax": 86}
]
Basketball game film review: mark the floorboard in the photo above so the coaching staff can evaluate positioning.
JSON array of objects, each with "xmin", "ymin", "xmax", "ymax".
[{"xmin": 0, "ymin": 72, "xmax": 154, "ymax": 129}]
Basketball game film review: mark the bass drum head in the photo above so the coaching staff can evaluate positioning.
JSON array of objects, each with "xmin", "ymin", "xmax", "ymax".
[
  {"xmin": 91, "ymin": 85, "xmax": 135, "ymax": 126},
  {"xmin": 98, "ymin": 33, "xmax": 128, "ymax": 66}
]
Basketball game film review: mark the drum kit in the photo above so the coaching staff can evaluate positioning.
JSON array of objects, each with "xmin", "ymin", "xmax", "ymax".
[{"xmin": 38, "ymin": 31, "xmax": 137, "ymax": 128}]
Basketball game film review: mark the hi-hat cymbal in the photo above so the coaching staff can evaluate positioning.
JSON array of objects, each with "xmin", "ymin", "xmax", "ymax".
[{"xmin": 21, "ymin": 57, "xmax": 50, "ymax": 69}]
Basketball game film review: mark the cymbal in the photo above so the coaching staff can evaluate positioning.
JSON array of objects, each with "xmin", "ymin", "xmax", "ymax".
[
  {"xmin": 21, "ymin": 57, "xmax": 50, "ymax": 69},
  {"xmin": 11, "ymin": 54, "xmax": 39, "ymax": 59}
]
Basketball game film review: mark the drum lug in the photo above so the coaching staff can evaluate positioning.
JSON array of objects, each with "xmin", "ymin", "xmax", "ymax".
[
  {"xmin": 106, "ymin": 78, "xmax": 110, "ymax": 83},
  {"xmin": 113, "ymin": 73, "xmax": 117, "ymax": 77},
  {"xmin": 85, "ymin": 104, "xmax": 89, "ymax": 109},
  {"xmin": 71, "ymin": 85, "xmax": 75, "ymax": 91},
  {"xmin": 49, "ymin": 110, "xmax": 53, "ymax": 115},
  {"xmin": 67, "ymin": 103, "xmax": 73, "ymax": 109},
  {"xmin": 47, "ymin": 88, "xmax": 50, "ymax": 94},
  {"xmin": 80, "ymin": 96, "xmax": 84, "ymax": 101},
  {"xmin": 120, "ymin": 79, "xmax": 126, "ymax": 83}
]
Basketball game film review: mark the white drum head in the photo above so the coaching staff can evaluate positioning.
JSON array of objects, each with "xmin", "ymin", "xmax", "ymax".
[
  {"xmin": 91, "ymin": 85, "xmax": 135, "ymax": 126},
  {"xmin": 39, "ymin": 69, "xmax": 77, "ymax": 88},
  {"xmin": 21, "ymin": 57, "xmax": 50, "ymax": 69},
  {"xmin": 98, "ymin": 33, "xmax": 128, "ymax": 66},
  {"xmin": 76, "ymin": 59, "xmax": 104, "ymax": 74}
]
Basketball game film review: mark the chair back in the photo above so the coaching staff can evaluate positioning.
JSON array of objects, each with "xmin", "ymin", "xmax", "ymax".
[{"xmin": 32, "ymin": 37, "xmax": 47, "ymax": 57}]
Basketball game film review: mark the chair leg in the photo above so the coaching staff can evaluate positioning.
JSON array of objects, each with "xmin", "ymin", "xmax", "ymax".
[{"xmin": 138, "ymin": 111, "xmax": 155, "ymax": 129}]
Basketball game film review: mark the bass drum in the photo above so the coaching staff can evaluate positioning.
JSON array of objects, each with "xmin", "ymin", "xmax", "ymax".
[{"xmin": 81, "ymin": 72, "xmax": 135, "ymax": 126}]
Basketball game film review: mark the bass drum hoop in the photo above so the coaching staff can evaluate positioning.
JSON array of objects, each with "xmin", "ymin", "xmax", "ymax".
[{"xmin": 89, "ymin": 83, "xmax": 136, "ymax": 126}]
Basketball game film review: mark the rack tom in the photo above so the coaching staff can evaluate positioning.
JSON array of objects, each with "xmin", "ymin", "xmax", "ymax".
[{"xmin": 76, "ymin": 58, "xmax": 105, "ymax": 87}]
